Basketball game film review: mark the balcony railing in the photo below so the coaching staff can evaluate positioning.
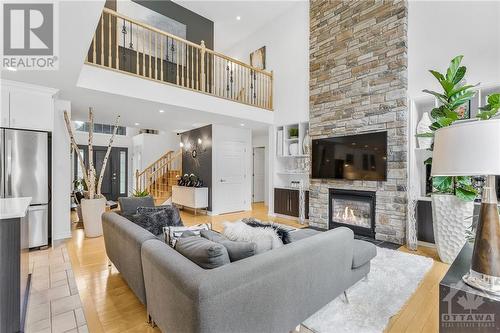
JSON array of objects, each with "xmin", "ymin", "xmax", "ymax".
[{"xmin": 86, "ymin": 8, "xmax": 273, "ymax": 110}]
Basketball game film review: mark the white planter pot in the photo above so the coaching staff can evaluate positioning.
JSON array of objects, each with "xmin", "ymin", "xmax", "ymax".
[
  {"xmin": 289, "ymin": 143, "xmax": 299, "ymax": 156},
  {"xmin": 81, "ymin": 197, "xmax": 106, "ymax": 238},
  {"xmin": 431, "ymin": 194, "xmax": 474, "ymax": 264}
]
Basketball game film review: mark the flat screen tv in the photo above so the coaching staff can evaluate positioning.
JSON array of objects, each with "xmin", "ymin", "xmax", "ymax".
[{"xmin": 311, "ymin": 131, "xmax": 387, "ymax": 180}]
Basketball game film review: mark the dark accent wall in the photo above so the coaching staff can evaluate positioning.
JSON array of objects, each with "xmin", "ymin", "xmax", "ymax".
[
  {"xmin": 181, "ymin": 125, "xmax": 212, "ymax": 210},
  {"xmin": 105, "ymin": 1, "xmax": 213, "ymax": 48},
  {"xmin": 134, "ymin": 0, "xmax": 214, "ymax": 49}
]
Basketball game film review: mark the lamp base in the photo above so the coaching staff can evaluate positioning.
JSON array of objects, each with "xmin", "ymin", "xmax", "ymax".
[{"xmin": 463, "ymin": 269, "xmax": 500, "ymax": 300}]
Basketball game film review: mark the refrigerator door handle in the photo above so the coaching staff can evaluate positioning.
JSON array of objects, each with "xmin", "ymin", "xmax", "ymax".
[{"xmin": 6, "ymin": 138, "xmax": 12, "ymax": 197}]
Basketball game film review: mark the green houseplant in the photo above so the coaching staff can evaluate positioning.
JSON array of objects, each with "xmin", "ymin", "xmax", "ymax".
[
  {"xmin": 419, "ymin": 55, "xmax": 478, "ymax": 201},
  {"xmin": 419, "ymin": 55, "xmax": 500, "ymax": 263},
  {"xmin": 288, "ymin": 127, "xmax": 299, "ymax": 139}
]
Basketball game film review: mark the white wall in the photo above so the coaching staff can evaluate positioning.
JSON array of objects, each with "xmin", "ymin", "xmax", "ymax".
[
  {"xmin": 52, "ymin": 100, "xmax": 72, "ymax": 241},
  {"xmin": 211, "ymin": 124, "xmax": 252, "ymax": 215},
  {"xmin": 132, "ymin": 132, "xmax": 180, "ymax": 171},
  {"xmin": 222, "ymin": 2, "xmax": 309, "ymax": 125},
  {"xmin": 408, "ymin": 1, "xmax": 500, "ymax": 98},
  {"xmin": 252, "ymin": 130, "xmax": 269, "ymax": 205}
]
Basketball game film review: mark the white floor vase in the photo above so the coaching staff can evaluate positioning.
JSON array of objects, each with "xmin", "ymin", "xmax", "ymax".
[
  {"xmin": 81, "ymin": 197, "xmax": 106, "ymax": 238},
  {"xmin": 431, "ymin": 194, "xmax": 474, "ymax": 264}
]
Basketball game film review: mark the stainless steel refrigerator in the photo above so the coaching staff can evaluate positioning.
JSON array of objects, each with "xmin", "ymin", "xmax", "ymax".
[{"xmin": 1, "ymin": 129, "xmax": 50, "ymax": 248}]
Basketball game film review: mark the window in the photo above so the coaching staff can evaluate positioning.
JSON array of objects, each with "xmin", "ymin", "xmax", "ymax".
[
  {"xmin": 75, "ymin": 121, "xmax": 127, "ymax": 136},
  {"xmin": 120, "ymin": 151, "xmax": 126, "ymax": 194}
]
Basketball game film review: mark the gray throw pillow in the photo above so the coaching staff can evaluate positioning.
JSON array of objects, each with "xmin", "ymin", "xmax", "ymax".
[
  {"xmin": 175, "ymin": 236, "xmax": 230, "ymax": 269},
  {"xmin": 118, "ymin": 196, "xmax": 154, "ymax": 214},
  {"xmin": 201, "ymin": 229, "xmax": 256, "ymax": 262}
]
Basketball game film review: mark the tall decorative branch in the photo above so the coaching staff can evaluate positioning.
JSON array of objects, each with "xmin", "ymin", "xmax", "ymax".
[
  {"xmin": 87, "ymin": 108, "xmax": 96, "ymax": 198},
  {"xmin": 63, "ymin": 111, "xmax": 90, "ymax": 190},
  {"xmin": 96, "ymin": 115, "xmax": 121, "ymax": 197}
]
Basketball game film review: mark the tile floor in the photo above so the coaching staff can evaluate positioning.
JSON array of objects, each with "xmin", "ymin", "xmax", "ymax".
[{"xmin": 26, "ymin": 242, "xmax": 88, "ymax": 333}]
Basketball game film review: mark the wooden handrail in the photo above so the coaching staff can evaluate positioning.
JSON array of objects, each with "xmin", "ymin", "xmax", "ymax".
[
  {"xmin": 86, "ymin": 9, "xmax": 274, "ymax": 110},
  {"xmin": 137, "ymin": 150, "xmax": 173, "ymax": 178},
  {"xmin": 149, "ymin": 150, "xmax": 182, "ymax": 178},
  {"xmin": 135, "ymin": 149, "xmax": 182, "ymax": 200}
]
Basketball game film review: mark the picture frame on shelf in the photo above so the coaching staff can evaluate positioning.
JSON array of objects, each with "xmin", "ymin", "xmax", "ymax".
[{"xmin": 455, "ymin": 100, "xmax": 471, "ymax": 119}]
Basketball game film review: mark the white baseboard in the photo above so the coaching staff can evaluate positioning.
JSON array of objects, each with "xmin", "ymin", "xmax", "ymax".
[{"xmin": 52, "ymin": 232, "xmax": 72, "ymax": 242}]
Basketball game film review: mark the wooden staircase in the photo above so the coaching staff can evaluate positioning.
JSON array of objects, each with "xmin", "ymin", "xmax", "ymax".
[{"xmin": 135, "ymin": 150, "xmax": 182, "ymax": 205}]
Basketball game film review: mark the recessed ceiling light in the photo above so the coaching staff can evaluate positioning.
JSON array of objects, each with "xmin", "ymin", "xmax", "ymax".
[
  {"xmin": 135, "ymin": 122, "xmax": 140, "ymax": 126},
  {"xmin": 159, "ymin": 109, "xmax": 165, "ymax": 113},
  {"xmin": 240, "ymin": 123, "xmax": 245, "ymax": 127},
  {"xmin": 5, "ymin": 66, "xmax": 17, "ymax": 71},
  {"xmin": 236, "ymin": 16, "xmax": 241, "ymax": 21}
]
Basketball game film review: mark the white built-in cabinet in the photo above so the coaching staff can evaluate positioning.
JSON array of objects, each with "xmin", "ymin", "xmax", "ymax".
[{"xmin": 1, "ymin": 80, "xmax": 56, "ymax": 131}]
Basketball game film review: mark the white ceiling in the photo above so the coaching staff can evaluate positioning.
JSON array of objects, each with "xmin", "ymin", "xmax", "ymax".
[{"xmin": 174, "ymin": 0, "xmax": 301, "ymax": 52}]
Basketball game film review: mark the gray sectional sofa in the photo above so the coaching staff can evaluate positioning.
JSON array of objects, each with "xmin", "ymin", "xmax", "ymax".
[{"xmin": 102, "ymin": 206, "xmax": 376, "ymax": 333}]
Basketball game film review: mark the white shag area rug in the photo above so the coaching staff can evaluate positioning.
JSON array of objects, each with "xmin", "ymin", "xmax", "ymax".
[{"xmin": 302, "ymin": 247, "xmax": 434, "ymax": 333}]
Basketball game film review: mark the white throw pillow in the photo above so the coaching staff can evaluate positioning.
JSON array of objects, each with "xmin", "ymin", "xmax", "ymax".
[
  {"xmin": 222, "ymin": 221, "xmax": 283, "ymax": 254},
  {"xmin": 164, "ymin": 223, "xmax": 212, "ymax": 247}
]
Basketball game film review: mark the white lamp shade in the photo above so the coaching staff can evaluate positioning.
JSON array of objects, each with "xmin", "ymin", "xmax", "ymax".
[{"xmin": 431, "ymin": 119, "xmax": 500, "ymax": 176}]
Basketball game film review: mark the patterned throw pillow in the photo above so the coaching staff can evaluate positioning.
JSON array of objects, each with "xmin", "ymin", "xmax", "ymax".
[
  {"xmin": 136, "ymin": 205, "xmax": 183, "ymax": 227},
  {"xmin": 164, "ymin": 223, "xmax": 212, "ymax": 247}
]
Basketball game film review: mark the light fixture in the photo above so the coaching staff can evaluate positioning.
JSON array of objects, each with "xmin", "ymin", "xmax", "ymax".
[
  {"xmin": 197, "ymin": 138, "xmax": 202, "ymax": 144},
  {"xmin": 134, "ymin": 122, "xmax": 140, "ymax": 126},
  {"xmin": 159, "ymin": 109, "xmax": 165, "ymax": 113},
  {"xmin": 240, "ymin": 123, "xmax": 245, "ymax": 127},
  {"xmin": 236, "ymin": 16, "xmax": 241, "ymax": 20},
  {"xmin": 179, "ymin": 142, "xmax": 184, "ymax": 148},
  {"xmin": 5, "ymin": 66, "xmax": 17, "ymax": 72}
]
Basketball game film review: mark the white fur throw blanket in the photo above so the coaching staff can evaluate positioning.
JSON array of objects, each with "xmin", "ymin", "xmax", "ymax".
[{"xmin": 223, "ymin": 221, "xmax": 283, "ymax": 254}]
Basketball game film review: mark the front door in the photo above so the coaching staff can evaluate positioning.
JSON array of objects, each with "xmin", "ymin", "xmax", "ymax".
[{"xmin": 75, "ymin": 145, "xmax": 128, "ymax": 201}]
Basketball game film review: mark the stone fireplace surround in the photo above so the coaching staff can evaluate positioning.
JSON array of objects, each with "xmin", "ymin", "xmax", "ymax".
[{"xmin": 309, "ymin": 0, "xmax": 408, "ymax": 244}]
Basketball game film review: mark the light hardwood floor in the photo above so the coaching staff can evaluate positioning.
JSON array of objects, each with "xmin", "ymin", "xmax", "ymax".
[{"xmin": 64, "ymin": 203, "xmax": 448, "ymax": 333}]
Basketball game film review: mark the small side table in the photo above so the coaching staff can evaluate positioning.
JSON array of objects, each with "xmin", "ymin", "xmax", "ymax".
[{"xmin": 439, "ymin": 243, "xmax": 500, "ymax": 332}]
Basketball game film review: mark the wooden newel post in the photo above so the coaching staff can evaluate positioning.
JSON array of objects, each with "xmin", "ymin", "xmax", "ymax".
[{"xmin": 200, "ymin": 40, "xmax": 206, "ymax": 92}]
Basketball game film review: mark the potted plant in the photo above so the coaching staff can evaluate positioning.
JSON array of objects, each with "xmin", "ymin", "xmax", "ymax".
[
  {"xmin": 288, "ymin": 127, "xmax": 299, "ymax": 139},
  {"xmin": 419, "ymin": 55, "xmax": 500, "ymax": 263},
  {"xmin": 64, "ymin": 108, "xmax": 120, "ymax": 238}
]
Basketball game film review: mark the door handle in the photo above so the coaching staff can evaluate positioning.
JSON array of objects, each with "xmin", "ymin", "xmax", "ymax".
[
  {"xmin": 6, "ymin": 139, "xmax": 12, "ymax": 196},
  {"xmin": 220, "ymin": 179, "xmax": 226, "ymax": 183}
]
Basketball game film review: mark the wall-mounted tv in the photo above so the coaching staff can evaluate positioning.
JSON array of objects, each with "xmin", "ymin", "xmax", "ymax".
[{"xmin": 311, "ymin": 131, "xmax": 387, "ymax": 180}]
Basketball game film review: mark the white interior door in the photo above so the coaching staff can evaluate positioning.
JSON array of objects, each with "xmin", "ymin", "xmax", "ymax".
[
  {"xmin": 253, "ymin": 147, "xmax": 265, "ymax": 203},
  {"xmin": 216, "ymin": 141, "xmax": 246, "ymax": 214}
]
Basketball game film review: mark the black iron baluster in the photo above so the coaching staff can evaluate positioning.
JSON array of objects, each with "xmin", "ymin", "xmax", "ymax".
[
  {"xmin": 226, "ymin": 63, "xmax": 230, "ymax": 98},
  {"xmin": 230, "ymin": 62, "xmax": 233, "ymax": 99},
  {"xmin": 120, "ymin": 20, "xmax": 127, "ymax": 71},
  {"xmin": 253, "ymin": 71, "xmax": 257, "ymax": 101}
]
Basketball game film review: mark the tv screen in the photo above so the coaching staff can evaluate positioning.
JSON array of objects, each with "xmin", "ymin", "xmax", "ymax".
[{"xmin": 311, "ymin": 132, "xmax": 387, "ymax": 180}]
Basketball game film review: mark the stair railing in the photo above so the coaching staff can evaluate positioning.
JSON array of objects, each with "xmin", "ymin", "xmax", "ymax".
[
  {"xmin": 86, "ymin": 8, "xmax": 273, "ymax": 110},
  {"xmin": 135, "ymin": 149, "xmax": 182, "ymax": 199}
]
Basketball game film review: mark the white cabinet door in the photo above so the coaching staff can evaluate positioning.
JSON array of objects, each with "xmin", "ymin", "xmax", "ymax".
[
  {"xmin": 9, "ymin": 90, "xmax": 53, "ymax": 131},
  {"xmin": 0, "ymin": 88, "xmax": 9, "ymax": 127}
]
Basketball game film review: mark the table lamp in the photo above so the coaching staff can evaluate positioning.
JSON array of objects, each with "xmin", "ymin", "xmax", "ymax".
[{"xmin": 432, "ymin": 119, "xmax": 500, "ymax": 296}]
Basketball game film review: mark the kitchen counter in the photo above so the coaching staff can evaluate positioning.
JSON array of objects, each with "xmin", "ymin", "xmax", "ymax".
[
  {"xmin": 0, "ymin": 197, "xmax": 31, "ymax": 332},
  {"xmin": 0, "ymin": 197, "xmax": 32, "ymax": 219}
]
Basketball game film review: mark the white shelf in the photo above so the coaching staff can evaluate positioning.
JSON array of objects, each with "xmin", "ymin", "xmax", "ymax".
[
  {"xmin": 277, "ymin": 154, "xmax": 308, "ymax": 158},
  {"xmin": 276, "ymin": 171, "xmax": 309, "ymax": 175}
]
